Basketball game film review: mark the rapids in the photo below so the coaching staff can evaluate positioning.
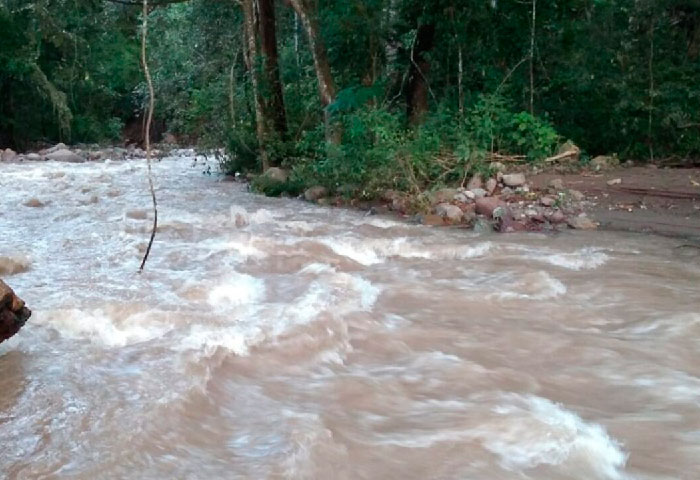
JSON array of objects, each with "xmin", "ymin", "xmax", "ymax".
[{"xmin": 1, "ymin": 155, "xmax": 699, "ymax": 479}]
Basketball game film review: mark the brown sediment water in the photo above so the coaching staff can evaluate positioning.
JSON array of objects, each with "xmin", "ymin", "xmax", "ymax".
[{"xmin": 1, "ymin": 154, "xmax": 699, "ymax": 479}]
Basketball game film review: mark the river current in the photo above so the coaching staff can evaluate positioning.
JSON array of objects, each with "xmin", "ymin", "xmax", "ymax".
[{"xmin": 1, "ymin": 154, "xmax": 699, "ymax": 479}]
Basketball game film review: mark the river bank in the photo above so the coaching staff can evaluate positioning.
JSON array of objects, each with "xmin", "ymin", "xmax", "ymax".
[{"xmin": 4, "ymin": 142, "xmax": 699, "ymax": 240}]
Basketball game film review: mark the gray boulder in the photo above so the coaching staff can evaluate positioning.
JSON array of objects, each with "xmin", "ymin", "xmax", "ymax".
[{"xmin": 46, "ymin": 148, "xmax": 85, "ymax": 163}]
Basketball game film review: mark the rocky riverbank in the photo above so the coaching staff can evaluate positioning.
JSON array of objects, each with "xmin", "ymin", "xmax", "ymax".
[{"xmin": 1, "ymin": 142, "xmax": 175, "ymax": 163}]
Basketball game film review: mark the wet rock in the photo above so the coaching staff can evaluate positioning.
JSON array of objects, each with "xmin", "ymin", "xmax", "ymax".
[
  {"xmin": 0, "ymin": 280, "xmax": 31, "ymax": 344},
  {"xmin": 434, "ymin": 203, "xmax": 464, "ymax": 223},
  {"xmin": 23, "ymin": 153, "xmax": 44, "ymax": 161},
  {"xmin": 46, "ymin": 148, "xmax": 85, "ymax": 163},
  {"xmin": 470, "ymin": 188, "xmax": 487, "ymax": 199},
  {"xmin": 304, "ymin": 186, "xmax": 328, "ymax": 202},
  {"xmin": 548, "ymin": 178, "xmax": 565, "ymax": 191},
  {"xmin": 569, "ymin": 189, "xmax": 585, "ymax": 201},
  {"xmin": 80, "ymin": 195, "xmax": 100, "ymax": 205},
  {"xmin": 496, "ymin": 215, "xmax": 528, "ymax": 233},
  {"xmin": 0, "ymin": 256, "xmax": 31, "ymax": 275},
  {"xmin": 502, "ymin": 173, "xmax": 526, "ymax": 187},
  {"xmin": 2, "ymin": 148, "xmax": 17, "ymax": 162},
  {"xmin": 485, "ymin": 178, "xmax": 498, "ymax": 195},
  {"xmin": 23, "ymin": 198, "xmax": 45, "ymax": 208},
  {"xmin": 541, "ymin": 196, "xmax": 556, "ymax": 207},
  {"xmin": 567, "ymin": 215, "xmax": 597, "ymax": 230},
  {"xmin": 418, "ymin": 214, "xmax": 447, "ymax": 226},
  {"xmin": 263, "ymin": 167, "xmax": 289, "ymax": 183},
  {"xmin": 475, "ymin": 197, "xmax": 506, "ymax": 218},
  {"xmin": 125, "ymin": 209, "xmax": 149, "ymax": 220},
  {"xmin": 429, "ymin": 188, "xmax": 458, "ymax": 205},
  {"xmin": 467, "ymin": 174, "xmax": 483, "ymax": 190},
  {"xmin": 607, "ymin": 178, "xmax": 622, "ymax": 186},
  {"xmin": 473, "ymin": 218, "xmax": 493, "ymax": 233},
  {"xmin": 42, "ymin": 142, "xmax": 67, "ymax": 154}
]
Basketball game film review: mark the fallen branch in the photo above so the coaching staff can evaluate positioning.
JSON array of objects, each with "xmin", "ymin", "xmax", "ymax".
[
  {"xmin": 139, "ymin": 0, "xmax": 158, "ymax": 272},
  {"xmin": 544, "ymin": 149, "xmax": 579, "ymax": 163}
]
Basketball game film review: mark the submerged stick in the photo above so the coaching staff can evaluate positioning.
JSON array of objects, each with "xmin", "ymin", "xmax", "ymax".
[{"xmin": 139, "ymin": 0, "xmax": 157, "ymax": 272}]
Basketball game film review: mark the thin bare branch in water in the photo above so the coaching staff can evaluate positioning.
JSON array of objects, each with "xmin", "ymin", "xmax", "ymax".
[{"xmin": 139, "ymin": 0, "xmax": 158, "ymax": 273}]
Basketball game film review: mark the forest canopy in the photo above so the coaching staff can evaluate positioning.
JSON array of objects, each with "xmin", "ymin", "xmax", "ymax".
[{"xmin": 2, "ymin": 0, "xmax": 699, "ymax": 190}]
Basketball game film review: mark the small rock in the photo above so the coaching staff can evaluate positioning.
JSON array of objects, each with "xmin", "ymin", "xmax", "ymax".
[
  {"xmin": 126, "ymin": 209, "xmax": 149, "ymax": 220},
  {"xmin": 430, "ymin": 188, "xmax": 459, "ymax": 205},
  {"xmin": 501, "ymin": 187, "xmax": 514, "ymax": 196},
  {"xmin": 453, "ymin": 193, "xmax": 470, "ymax": 204},
  {"xmin": 475, "ymin": 197, "xmax": 507, "ymax": 218},
  {"xmin": 470, "ymin": 188, "xmax": 487, "ymax": 199},
  {"xmin": 567, "ymin": 215, "xmax": 597, "ymax": 230},
  {"xmin": 304, "ymin": 185, "xmax": 328, "ymax": 201},
  {"xmin": 263, "ymin": 167, "xmax": 289, "ymax": 183},
  {"xmin": 591, "ymin": 155, "xmax": 616, "ymax": 170},
  {"xmin": 569, "ymin": 189, "xmax": 585, "ymax": 201},
  {"xmin": 1, "ymin": 148, "xmax": 18, "ymax": 162},
  {"xmin": 502, "ymin": 173, "xmax": 526, "ymax": 187},
  {"xmin": 548, "ymin": 178, "xmax": 565, "ymax": 191},
  {"xmin": 485, "ymin": 178, "xmax": 498, "ymax": 195},
  {"xmin": 23, "ymin": 198, "xmax": 45, "ymax": 208},
  {"xmin": 547, "ymin": 210, "xmax": 566, "ymax": 224},
  {"xmin": 490, "ymin": 162, "xmax": 506, "ymax": 173},
  {"xmin": 44, "ymin": 142, "xmax": 67, "ymax": 154},
  {"xmin": 464, "ymin": 190, "xmax": 476, "ymax": 200},
  {"xmin": 467, "ymin": 174, "xmax": 483, "ymax": 190},
  {"xmin": 24, "ymin": 153, "xmax": 44, "ymax": 161},
  {"xmin": 46, "ymin": 149, "xmax": 85, "ymax": 163},
  {"xmin": 419, "ymin": 214, "xmax": 447, "ymax": 226},
  {"xmin": 434, "ymin": 203, "xmax": 464, "ymax": 223},
  {"xmin": 607, "ymin": 178, "xmax": 622, "ymax": 186},
  {"xmin": 541, "ymin": 196, "xmax": 556, "ymax": 207}
]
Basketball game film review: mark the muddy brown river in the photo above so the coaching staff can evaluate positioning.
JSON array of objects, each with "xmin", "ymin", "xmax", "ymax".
[{"xmin": 1, "ymin": 155, "xmax": 699, "ymax": 479}]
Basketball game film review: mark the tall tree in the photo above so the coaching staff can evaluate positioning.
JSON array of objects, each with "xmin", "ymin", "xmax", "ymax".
[
  {"xmin": 285, "ymin": 0, "xmax": 337, "ymax": 139},
  {"xmin": 256, "ymin": 0, "xmax": 287, "ymax": 137}
]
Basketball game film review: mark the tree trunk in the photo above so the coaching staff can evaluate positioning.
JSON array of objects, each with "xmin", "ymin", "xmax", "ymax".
[
  {"xmin": 256, "ymin": 0, "xmax": 287, "ymax": 137},
  {"xmin": 407, "ymin": 24, "xmax": 435, "ymax": 125},
  {"xmin": 241, "ymin": 0, "xmax": 271, "ymax": 170},
  {"xmin": 286, "ymin": 0, "xmax": 338, "ymax": 142}
]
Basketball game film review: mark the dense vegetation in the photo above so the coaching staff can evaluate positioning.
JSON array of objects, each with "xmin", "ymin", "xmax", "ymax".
[{"xmin": 2, "ymin": 0, "xmax": 699, "ymax": 195}]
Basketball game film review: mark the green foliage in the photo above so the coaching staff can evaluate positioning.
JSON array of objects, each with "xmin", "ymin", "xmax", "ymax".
[{"xmin": 250, "ymin": 175, "xmax": 305, "ymax": 197}]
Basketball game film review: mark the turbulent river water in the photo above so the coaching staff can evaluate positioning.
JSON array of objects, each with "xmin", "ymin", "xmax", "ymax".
[{"xmin": 1, "ymin": 154, "xmax": 699, "ymax": 479}]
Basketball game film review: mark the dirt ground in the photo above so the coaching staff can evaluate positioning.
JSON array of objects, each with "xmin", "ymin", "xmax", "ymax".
[{"xmin": 530, "ymin": 166, "xmax": 700, "ymax": 241}]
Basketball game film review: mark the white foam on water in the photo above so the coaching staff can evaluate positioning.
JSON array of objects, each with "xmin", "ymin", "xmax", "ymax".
[
  {"xmin": 494, "ymin": 271, "xmax": 567, "ymax": 300},
  {"xmin": 208, "ymin": 272, "xmax": 266, "ymax": 308},
  {"xmin": 319, "ymin": 236, "xmax": 492, "ymax": 266},
  {"xmin": 478, "ymin": 394, "xmax": 628, "ymax": 479},
  {"xmin": 34, "ymin": 308, "xmax": 174, "ymax": 347},
  {"xmin": 178, "ymin": 266, "xmax": 379, "ymax": 357},
  {"xmin": 513, "ymin": 246, "xmax": 610, "ymax": 270}
]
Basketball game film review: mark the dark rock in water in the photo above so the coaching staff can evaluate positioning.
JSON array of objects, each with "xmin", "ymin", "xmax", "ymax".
[{"xmin": 0, "ymin": 280, "xmax": 31, "ymax": 344}]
